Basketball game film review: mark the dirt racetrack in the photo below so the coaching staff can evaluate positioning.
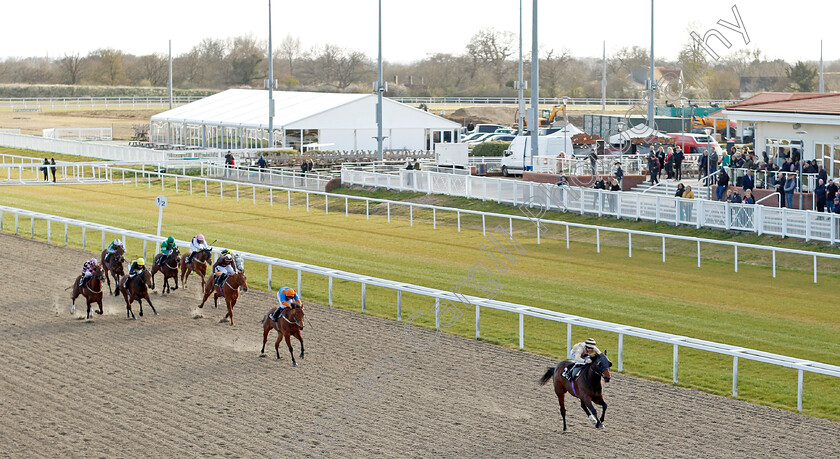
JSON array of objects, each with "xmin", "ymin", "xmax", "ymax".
[{"xmin": 1, "ymin": 233, "xmax": 838, "ymax": 458}]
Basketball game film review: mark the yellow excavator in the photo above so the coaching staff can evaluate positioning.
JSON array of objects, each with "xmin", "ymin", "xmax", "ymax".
[{"xmin": 513, "ymin": 104, "xmax": 567, "ymax": 130}]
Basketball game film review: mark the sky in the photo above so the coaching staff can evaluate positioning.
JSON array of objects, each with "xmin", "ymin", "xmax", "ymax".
[{"xmin": 0, "ymin": 1, "xmax": 836, "ymax": 64}]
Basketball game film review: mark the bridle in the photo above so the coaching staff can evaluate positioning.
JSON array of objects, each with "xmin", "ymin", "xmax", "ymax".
[
  {"xmin": 280, "ymin": 305, "xmax": 304, "ymax": 328},
  {"xmin": 85, "ymin": 270, "xmax": 104, "ymax": 294}
]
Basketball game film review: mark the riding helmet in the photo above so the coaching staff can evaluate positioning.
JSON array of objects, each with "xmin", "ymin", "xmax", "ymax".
[{"xmin": 136, "ymin": 258, "xmax": 145, "ymax": 266}]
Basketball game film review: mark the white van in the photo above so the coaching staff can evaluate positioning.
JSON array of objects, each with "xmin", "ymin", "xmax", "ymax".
[{"xmin": 500, "ymin": 136, "xmax": 573, "ymax": 176}]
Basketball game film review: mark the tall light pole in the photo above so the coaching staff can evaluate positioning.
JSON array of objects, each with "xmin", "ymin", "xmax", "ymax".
[
  {"xmin": 267, "ymin": 0, "xmax": 275, "ymax": 148},
  {"xmin": 375, "ymin": 0, "xmax": 385, "ymax": 161},
  {"xmin": 647, "ymin": 0, "xmax": 655, "ymax": 129},
  {"xmin": 168, "ymin": 40, "xmax": 173, "ymax": 110},
  {"xmin": 517, "ymin": 0, "xmax": 525, "ymax": 136},
  {"xmin": 529, "ymin": 0, "xmax": 539, "ymax": 169}
]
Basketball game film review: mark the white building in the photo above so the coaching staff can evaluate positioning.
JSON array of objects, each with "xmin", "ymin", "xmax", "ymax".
[
  {"xmin": 150, "ymin": 89, "xmax": 460, "ymax": 152},
  {"xmin": 722, "ymin": 93, "xmax": 840, "ymax": 177}
]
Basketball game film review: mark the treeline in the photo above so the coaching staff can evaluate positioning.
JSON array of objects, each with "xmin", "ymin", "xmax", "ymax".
[{"xmin": 0, "ymin": 29, "xmax": 837, "ymax": 99}]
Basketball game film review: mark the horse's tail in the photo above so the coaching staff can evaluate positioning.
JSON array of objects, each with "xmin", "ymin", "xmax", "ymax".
[{"xmin": 539, "ymin": 366, "xmax": 556, "ymax": 386}]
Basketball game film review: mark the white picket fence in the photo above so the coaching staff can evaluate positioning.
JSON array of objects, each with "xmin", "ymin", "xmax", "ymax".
[
  {"xmin": 0, "ymin": 201, "xmax": 836, "ymax": 412},
  {"xmin": 342, "ymin": 169, "xmax": 840, "ymax": 245}
]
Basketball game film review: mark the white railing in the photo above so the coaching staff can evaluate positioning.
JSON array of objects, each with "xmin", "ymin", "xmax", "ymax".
[
  {"xmin": 201, "ymin": 163, "xmax": 331, "ymax": 191},
  {"xmin": 0, "ymin": 128, "xmax": 21, "ymax": 134},
  {"xmin": 343, "ymin": 169, "xmax": 840, "ymax": 245},
  {"xmin": 42, "ymin": 127, "xmax": 113, "ymax": 141},
  {"xmin": 0, "ymin": 96, "xmax": 205, "ymax": 112},
  {"xmin": 1, "ymin": 201, "xmax": 836, "ymax": 413},
  {"xmin": 0, "ymin": 152, "xmax": 43, "ymax": 165},
  {"xmin": 533, "ymin": 155, "xmax": 644, "ymax": 176},
  {"xmin": 0, "ymin": 133, "xmax": 167, "ymax": 162},
  {"xmin": 393, "ymin": 96, "xmax": 740, "ymax": 107}
]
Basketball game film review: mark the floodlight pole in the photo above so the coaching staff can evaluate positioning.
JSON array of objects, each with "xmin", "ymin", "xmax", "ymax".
[
  {"xmin": 267, "ymin": 0, "xmax": 275, "ymax": 148},
  {"xmin": 168, "ymin": 40, "xmax": 173, "ymax": 110},
  {"xmin": 376, "ymin": 0, "xmax": 384, "ymax": 161},
  {"xmin": 648, "ymin": 0, "xmax": 655, "ymax": 129},
  {"xmin": 517, "ymin": 0, "xmax": 525, "ymax": 136},
  {"xmin": 529, "ymin": 0, "xmax": 539, "ymax": 169}
]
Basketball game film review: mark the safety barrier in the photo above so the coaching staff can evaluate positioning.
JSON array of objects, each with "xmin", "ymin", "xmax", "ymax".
[{"xmin": 0, "ymin": 201, "xmax": 836, "ymax": 413}]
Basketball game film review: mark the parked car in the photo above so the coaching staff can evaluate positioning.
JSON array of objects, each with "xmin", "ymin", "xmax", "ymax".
[
  {"xmin": 464, "ymin": 133, "xmax": 496, "ymax": 145},
  {"xmin": 461, "ymin": 132, "xmax": 486, "ymax": 143},
  {"xmin": 494, "ymin": 128, "xmax": 515, "ymax": 135},
  {"xmin": 485, "ymin": 134, "xmax": 516, "ymax": 142},
  {"xmin": 668, "ymin": 132, "xmax": 724, "ymax": 155},
  {"xmin": 472, "ymin": 124, "xmax": 508, "ymax": 134}
]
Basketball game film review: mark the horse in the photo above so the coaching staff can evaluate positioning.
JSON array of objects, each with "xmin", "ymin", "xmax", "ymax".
[
  {"xmin": 260, "ymin": 302, "xmax": 305, "ymax": 366},
  {"xmin": 198, "ymin": 271, "xmax": 248, "ymax": 326},
  {"xmin": 100, "ymin": 246, "xmax": 125, "ymax": 296},
  {"xmin": 539, "ymin": 352, "xmax": 612, "ymax": 430},
  {"xmin": 71, "ymin": 265, "xmax": 105, "ymax": 320},
  {"xmin": 151, "ymin": 248, "xmax": 180, "ymax": 294},
  {"xmin": 180, "ymin": 248, "xmax": 212, "ymax": 288},
  {"xmin": 118, "ymin": 268, "xmax": 156, "ymax": 320}
]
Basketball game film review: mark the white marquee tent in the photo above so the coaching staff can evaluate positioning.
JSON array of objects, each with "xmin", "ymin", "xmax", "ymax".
[
  {"xmin": 150, "ymin": 89, "xmax": 461, "ymax": 151},
  {"xmin": 608, "ymin": 123, "xmax": 670, "ymax": 144}
]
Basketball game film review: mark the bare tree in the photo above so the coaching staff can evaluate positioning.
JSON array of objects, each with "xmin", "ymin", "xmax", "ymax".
[
  {"xmin": 304, "ymin": 44, "xmax": 371, "ymax": 90},
  {"xmin": 89, "ymin": 48, "xmax": 127, "ymax": 85},
  {"xmin": 138, "ymin": 53, "xmax": 168, "ymax": 87},
  {"xmin": 58, "ymin": 53, "xmax": 87, "ymax": 84},
  {"xmin": 226, "ymin": 36, "xmax": 265, "ymax": 86},
  {"xmin": 279, "ymin": 35, "xmax": 302, "ymax": 76},
  {"xmin": 465, "ymin": 28, "xmax": 516, "ymax": 87},
  {"xmin": 540, "ymin": 48, "xmax": 571, "ymax": 97}
]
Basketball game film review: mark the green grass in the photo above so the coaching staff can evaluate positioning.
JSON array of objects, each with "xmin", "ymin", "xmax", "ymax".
[
  {"xmin": 0, "ymin": 147, "xmax": 101, "ymax": 163},
  {"xmin": 1, "ymin": 179, "xmax": 838, "ymax": 421}
]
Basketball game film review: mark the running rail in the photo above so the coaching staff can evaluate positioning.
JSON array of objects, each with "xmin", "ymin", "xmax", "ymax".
[{"xmin": 0, "ymin": 203, "xmax": 837, "ymax": 413}]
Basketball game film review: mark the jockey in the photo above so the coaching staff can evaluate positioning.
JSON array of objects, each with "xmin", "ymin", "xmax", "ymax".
[
  {"xmin": 184, "ymin": 234, "xmax": 209, "ymax": 264},
  {"xmin": 128, "ymin": 258, "xmax": 146, "ymax": 277},
  {"xmin": 105, "ymin": 238, "xmax": 123, "ymax": 263},
  {"xmin": 563, "ymin": 338, "xmax": 601, "ymax": 381},
  {"xmin": 212, "ymin": 249, "xmax": 237, "ymax": 287},
  {"xmin": 270, "ymin": 287, "xmax": 300, "ymax": 324},
  {"xmin": 158, "ymin": 236, "xmax": 177, "ymax": 266},
  {"xmin": 79, "ymin": 258, "xmax": 98, "ymax": 287}
]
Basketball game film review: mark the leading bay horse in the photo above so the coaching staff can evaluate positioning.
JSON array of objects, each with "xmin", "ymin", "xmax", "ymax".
[
  {"xmin": 71, "ymin": 265, "xmax": 105, "ymax": 320},
  {"xmin": 100, "ymin": 246, "xmax": 125, "ymax": 296},
  {"xmin": 180, "ymin": 248, "xmax": 212, "ymax": 288},
  {"xmin": 260, "ymin": 302, "xmax": 305, "ymax": 366},
  {"xmin": 151, "ymin": 247, "xmax": 180, "ymax": 294},
  {"xmin": 198, "ymin": 271, "xmax": 248, "ymax": 326},
  {"xmin": 119, "ymin": 269, "xmax": 156, "ymax": 319},
  {"xmin": 539, "ymin": 352, "xmax": 612, "ymax": 430}
]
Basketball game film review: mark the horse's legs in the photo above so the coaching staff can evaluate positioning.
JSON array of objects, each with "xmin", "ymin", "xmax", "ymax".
[
  {"xmin": 163, "ymin": 277, "xmax": 169, "ymax": 294},
  {"xmin": 274, "ymin": 332, "xmax": 282, "ymax": 359},
  {"xmin": 172, "ymin": 272, "xmax": 179, "ymax": 291},
  {"xmin": 294, "ymin": 330, "xmax": 304, "ymax": 359},
  {"xmin": 86, "ymin": 299, "xmax": 92, "ymax": 320},
  {"xmin": 261, "ymin": 320, "xmax": 270, "ymax": 356},
  {"xmin": 285, "ymin": 333, "xmax": 297, "ymax": 366},
  {"xmin": 227, "ymin": 300, "xmax": 234, "ymax": 326},
  {"xmin": 594, "ymin": 395, "xmax": 607, "ymax": 424},
  {"xmin": 144, "ymin": 295, "xmax": 157, "ymax": 316},
  {"xmin": 97, "ymin": 298, "xmax": 103, "ymax": 315},
  {"xmin": 138, "ymin": 298, "xmax": 144, "ymax": 317},
  {"xmin": 557, "ymin": 391, "xmax": 567, "ymax": 432},
  {"xmin": 112, "ymin": 272, "xmax": 121, "ymax": 296},
  {"xmin": 582, "ymin": 397, "xmax": 602, "ymax": 429},
  {"xmin": 198, "ymin": 283, "xmax": 211, "ymax": 308}
]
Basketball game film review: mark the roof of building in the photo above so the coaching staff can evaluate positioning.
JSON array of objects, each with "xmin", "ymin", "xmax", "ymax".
[
  {"xmin": 725, "ymin": 92, "xmax": 840, "ymax": 116},
  {"xmin": 150, "ymin": 89, "xmax": 459, "ymax": 130}
]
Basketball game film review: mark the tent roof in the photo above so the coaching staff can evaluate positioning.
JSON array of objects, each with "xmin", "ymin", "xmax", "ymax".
[
  {"xmin": 546, "ymin": 122, "xmax": 582, "ymax": 137},
  {"xmin": 608, "ymin": 124, "xmax": 670, "ymax": 143},
  {"xmin": 150, "ymin": 89, "xmax": 459, "ymax": 130}
]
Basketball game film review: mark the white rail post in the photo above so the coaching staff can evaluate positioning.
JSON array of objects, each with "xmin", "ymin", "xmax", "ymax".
[
  {"xmin": 797, "ymin": 369, "xmax": 804, "ymax": 412},
  {"xmin": 236, "ymin": 184, "xmax": 239, "ymax": 202},
  {"xmin": 772, "ymin": 250, "xmax": 776, "ymax": 278},
  {"xmin": 813, "ymin": 256, "xmax": 817, "ymax": 284},
  {"xmin": 143, "ymin": 240, "xmax": 147, "ymax": 260},
  {"xmin": 387, "ymin": 203, "xmax": 391, "ymax": 223},
  {"xmin": 81, "ymin": 226, "xmax": 86, "ymax": 248},
  {"xmin": 287, "ymin": 190, "xmax": 291, "ymax": 209},
  {"xmin": 189, "ymin": 178, "xmax": 193, "ymax": 195},
  {"xmin": 396, "ymin": 289, "xmax": 401, "ymax": 321},
  {"xmin": 409, "ymin": 205, "xmax": 413, "ymax": 226},
  {"xmin": 734, "ymin": 246, "xmax": 738, "ymax": 272},
  {"xmin": 566, "ymin": 323, "xmax": 573, "ymax": 357},
  {"xmin": 732, "ymin": 356, "xmax": 738, "ymax": 397},
  {"xmin": 64, "ymin": 223, "xmax": 68, "ymax": 246},
  {"xmin": 253, "ymin": 186, "xmax": 256, "ymax": 204},
  {"xmin": 175, "ymin": 176, "xmax": 178, "ymax": 193},
  {"xmin": 30, "ymin": 217, "xmax": 33, "ymax": 239},
  {"xmin": 326, "ymin": 196, "xmax": 329, "ymax": 215},
  {"xmin": 617, "ymin": 333, "xmax": 624, "ymax": 372},
  {"xmin": 204, "ymin": 180, "xmax": 208, "ymax": 197},
  {"xmin": 673, "ymin": 344, "xmax": 679, "ymax": 384},
  {"xmin": 518, "ymin": 313, "xmax": 524, "ymax": 350},
  {"xmin": 456, "ymin": 211, "xmax": 460, "ymax": 232},
  {"xmin": 566, "ymin": 224, "xmax": 570, "ymax": 249},
  {"xmin": 537, "ymin": 222, "xmax": 540, "ymax": 244},
  {"xmin": 697, "ymin": 241, "xmax": 701, "ymax": 267},
  {"xmin": 267, "ymin": 264, "xmax": 272, "ymax": 291},
  {"xmin": 366, "ymin": 200, "xmax": 370, "ymax": 220},
  {"xmin": 596, "ymin": 228, "xmax": 600, "ymax": 253},
  {"xmin": 101, "ymin": 230, "xmax": 105, "ymax": 250},
  {"xmin": 345, "ymin": 197, "xmax": 349, "ymax": 217},
  {"xmin": 361, "ymin": 283, "xmax": 367, "ymax": 313},
  {"xmin": 628, "ymin": 233, "xmax": 632, "ymax": 258},
  {"xmin": 47, "ymin": 220, "xmax": 50, "ymax": 242},
  {"xmin": 220, "ymin": 182, "xmax": 223, "ymax": 199},
  {"xmin": 435, "ymin": 298, "xmax": 440, "ymax": 330},
  {"xmin": 482, "ymin": 214, "xmax": 486, "ymax": 236},
  {"xmin": 433, "ymin": 208, "xmax": 436, "ymax": 229},
  {"xmin": 328, "ymin": 276, "xmax": 333, "ymax": 306},
  {"xmin": 475, "ymin": 305, "xmax": 480, "ymax": 339},
  {"xmin": 297, "ymin": 269, "xmax": 302, "ymax": 295},
  {"xmin": 270, "ymin": 189, "xmax": 273, "ymax": 206},
  {"xmin": 661, "ymin": 237, "xmax": 666, "ymax": 262},
  {"xmin": 14, "ymin": 214, "xmax": 18, "ymax": 234},
  {"xmin": 306, "ymin": 193, "xmax": 309, "ymax": 212}
]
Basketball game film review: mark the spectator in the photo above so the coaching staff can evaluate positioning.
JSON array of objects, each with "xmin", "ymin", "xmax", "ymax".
[
  {"xmin": 827, "ymin": 179, "xmax": 839, "ymax": 209},
  {"xmin": 709, "ymin": 148, "xmax": 719, "ymax": 184},
  {"xmin": 614, "ymin": 162, "xmax": 624, "ymax": 186},
  {"xmin": 784, "ymin": 173, "xmax": 796, "ymax": 209},
  {"xmin": 413, "ymin": 159, "xmax": 421, "ymax": 170},
  {"xmin": 775, "ymin": 173, "xmax": 786, "ymax": 207},
  {"xmin": 609, "ymin": 178, "xmax": 621, "ymax": 192},
  {"xmin": 588, "ymin": 149, "xmax": 598, "ymax": 175},
  {"xmin": 224, "ymin": 151, "xmax": 234, "ymax": 177},
  {"xmin": 41, "ymin": 158, "xmax": 49, "ymax": 181},
  {"xmin": 594, "ymin": 178, "xmax": 606, "ymax": 190},
  {"xmin": 49, "ymin": 158, "xmax": 56, "ymax": 182},
  {"xmin": 721, "ymin": 150, "xmax": 731, "ymax": 168},
  {"xmin": 744, "ymin": 189, "xmax": 755, "ymax": 204},
  {"xmin": 674, "ymin": 183, "xmax": 685, "ymax": 197},
  {"xmin": 742, "ymin": 169, "xmax": 755, "ymax": 193},
  {"xmin": 834, "ymin": 197, "xmax": 840, "ymax": 214},
  {"xmin": 308, "ymin": 159, "xmax": 315, "ymax": 173},
  {"xmin": 673, "ymin": 146, "xmax": 684, "ymax": 180},
  {"xmin": 300, "ymin": 159, "xmax": 308, "ymax": 175},
  {"xmin": 818, "ymin": 164, "xmax": 828, "ymax": 185},
  {"xmin": 656, "ymin": 147, "xmax": 666, "ymax": 179},
  {"xmin": 727, "ymin": 189, "xmax": 743, "ymax": 203},
  {"xmin": 648, "ymin": 153, "xmax": 660, "ymax": 185},
  {"xmin": 743, "ymin": 152, "xmax": 756, "ymax": 170},
  {"xmin": 716, "ymin": 168, "xmax": 730, "ymax": 201},
  {"xmin": 681, "ymin": 185, "xmax": 695, "ymax": 221},
  {"xmin": 699, "ymin": 150, "xmax": 709, "ymax": 184},
  {"xmin": 257, "ymin": 154, "xmax": 267, "ymax": 170},
  {"xmin": 406, "ymin": 159, "xmax": 414, "ymax": 186},
  {"xmin": 665, "ymin": 147, "xmax": 675, "ymax": 180},
  {"xmin": 556, "ymin": 174, "xmax": 568, "ymax": 186},
  {"xmin": 815, "ymin": 179, "xmax": 827, "ymax": 213}
]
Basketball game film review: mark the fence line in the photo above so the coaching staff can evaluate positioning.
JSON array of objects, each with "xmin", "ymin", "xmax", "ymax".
[
  {"xmin": 393, "ymin": 96, "xmax": 740, "ymax": 107},
  {"xmin": 341, "ymin": 169, "xmax": 840, "ymax": 246},
  {"xmin": 0, "ymin": 202, "xmax": 836, "ymax": 412},
  {"xmin": 0, "ymin": 96, "xmax": 203, "ymax": 112}
]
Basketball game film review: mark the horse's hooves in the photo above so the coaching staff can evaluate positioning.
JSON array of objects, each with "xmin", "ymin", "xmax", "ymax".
[
  {"xmin": 154, "ymin": 312, "xmax": 159, "ymax": 316},
  {"xmin": 139, "ymin": 311, "xmax": 143, "ymax": 317},
  {"xmin": 597, "ymin": 424, "xmax": 605, "ymax": 430},
  {"xmin": 96, "ymin": 310, "xmax": 103, "ymax": 315},
  {"xmin": 292, "ymin": 362, "xmax": 298, "ymax": 367},
  {"xmin": 172, "ymin": 286, "xmax": 178, "ymax": 291},
  {"xmin": 259, "ymin": 353, "xmax": 266, "ymax": 358},
  {"xmin": 130, "ymin": 317, "xmax": 136, "ymax": 320}
]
